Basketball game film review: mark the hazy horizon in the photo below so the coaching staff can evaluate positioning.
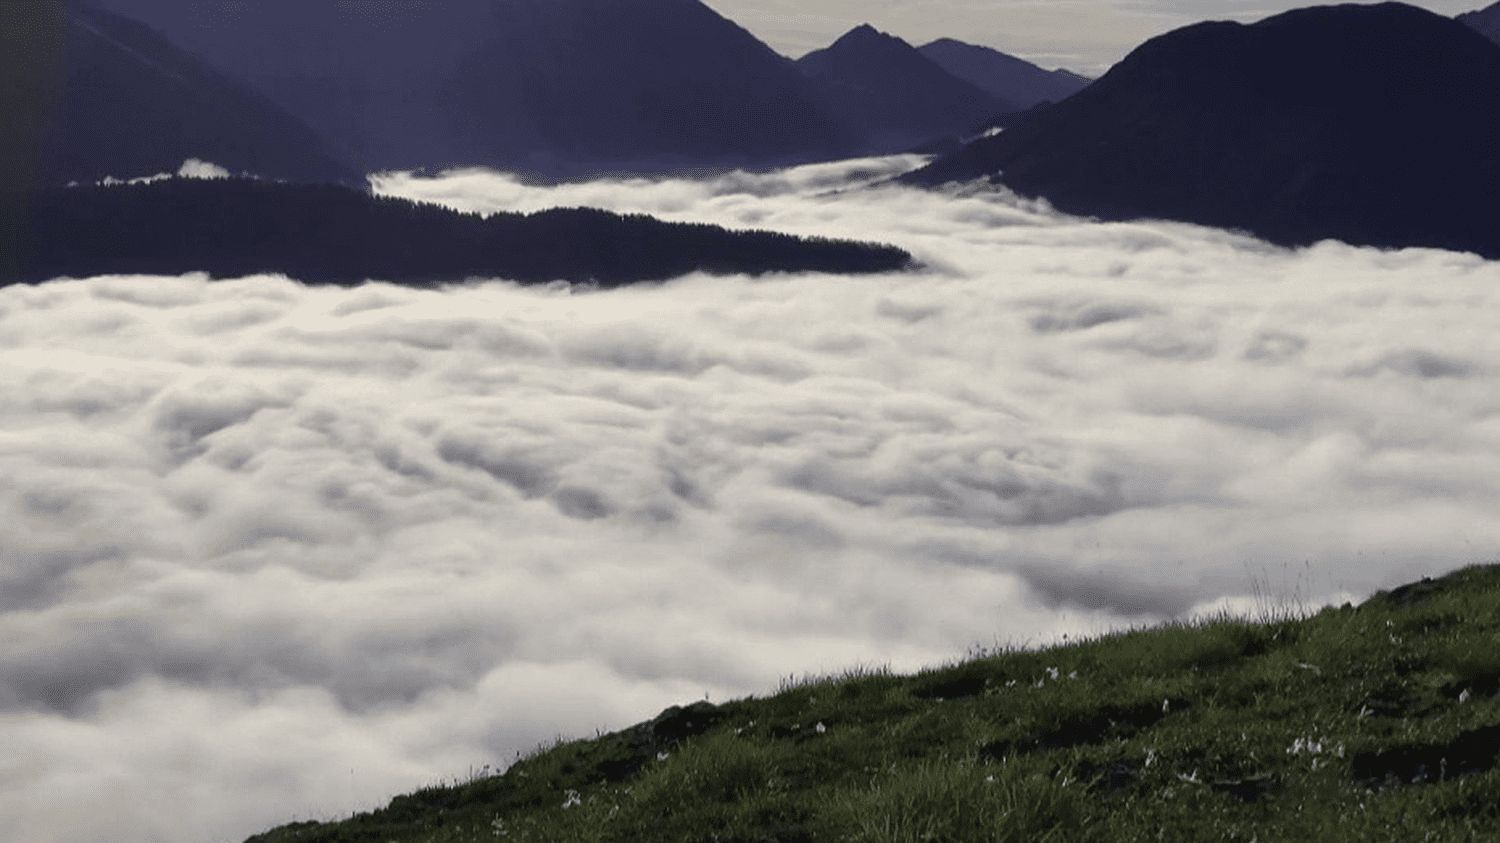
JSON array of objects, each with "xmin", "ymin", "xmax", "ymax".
[{"xmin": 708, "ymin": 0, "xmax": 1486, "ymax": 73}]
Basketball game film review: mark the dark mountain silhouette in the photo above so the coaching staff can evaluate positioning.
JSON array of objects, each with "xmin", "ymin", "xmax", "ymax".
[
  {"xmin": 442, "ymin": 0, "xmax": 858, "ymax": 174},
  {"xmin": 1459, "ymin": 1, "xmax": 1500, "ymax": 45},
  {"xmin": 3, "ymin": 179, "xmax": 912, "ymax": 287},
  {"xmin": 0, "ymin": 2, "xmax": 353, "ymax": 191},
  {"xmin": 797, "ymin": 25, "xmax": 1013, "ymax": 153},
  {"xmin": 82, "ymin": 0, "xmax": 499, "ymax": 171},
  {"xmin": 906, "ymin": 3, "xmax": 1500, "ymax": 260},
  {"xmin": 88, "ymin": 0, "xmax": 858, "ymax": 175},
  {"xmin": 918, "ymin": 38, "xmax": 1090, "ymax": 109}
]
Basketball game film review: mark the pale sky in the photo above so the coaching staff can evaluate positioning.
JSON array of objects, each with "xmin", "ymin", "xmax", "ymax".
[{"xmin": 706, "ymin": 0, "xmax": 1486, "ymax": 74}]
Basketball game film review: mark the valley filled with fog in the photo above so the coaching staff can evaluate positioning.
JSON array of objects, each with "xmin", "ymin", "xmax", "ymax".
[{"xmin": 4, "ymin": 156, "xmax": 1499, "ymax": 843}]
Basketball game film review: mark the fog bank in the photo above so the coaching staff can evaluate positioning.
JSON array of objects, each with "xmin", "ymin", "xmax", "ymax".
[{"xmin": 5, "ymin": 156, "xmax": 1498, "ymax": 842}]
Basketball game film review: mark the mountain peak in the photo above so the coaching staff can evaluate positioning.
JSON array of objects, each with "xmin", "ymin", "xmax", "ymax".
[
  {"xmin": 797, "ymin": 23, "xmax": 1009, "ymax": 154},
  {"xmin": 917, "ymin": 37, "xmax": 1090, "ymax": 108},
  {"xmin": 88, "ymin": 0, "xmax": 857, "ymax": 173},
  {"xmin": 1459, "ymin": 0, "xmax": 1500, "ymax": 45},
  {"xmin": 832, "ymin": 22, "xmax": 908, "ymax": 51},
  {"xmin": 908, "ymin": 1, "xmax": 1500, "ymax": 258}
]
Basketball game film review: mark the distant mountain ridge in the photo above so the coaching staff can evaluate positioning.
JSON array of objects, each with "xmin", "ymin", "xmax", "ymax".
[
  {"xmin": 88, "ymin": 0, "xmax": 862, "ymax": 176},
  {"xmin": 1459, "ymin": 1, "xmax": 1500, "ymax": 44},
  {"xmin": 443, "ymin": 0, "xmax": 858, "ymax": 174},
  {"xmin": 84, "ymin": 0, "xmax": 1055, "ymax": 175},
  {"xmin": 83, "ymin": 0, "xmax": 501, "ymax": 171},
  {"xmin": 796, "ymin": 25, "xmax": 1013, "ymax": 153},
  {"xmin": 907, "ymin": 2, "xmax": 1500, "ymax": 260},
  {"xmin": 918, "ymin": 38, "xmax": 1090, "ymax": 109},
  {"xmin": 1, "ymin": 2, "xmax": 354, "ymax": 190}
]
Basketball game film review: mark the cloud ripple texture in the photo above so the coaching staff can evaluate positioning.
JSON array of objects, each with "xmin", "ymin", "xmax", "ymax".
[{"xmin": 3, "ymin": 155, "xmax": 1499, "ymax": 842}]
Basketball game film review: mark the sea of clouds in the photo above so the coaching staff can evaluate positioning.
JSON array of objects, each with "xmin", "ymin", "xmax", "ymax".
[{"xmin": 4, "ymin": 155, "xmax": 1499, "ymax": 842}]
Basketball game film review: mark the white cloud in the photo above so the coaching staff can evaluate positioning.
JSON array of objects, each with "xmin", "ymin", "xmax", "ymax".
[
  {"xmin": 94, "ymin": 159, "xmax": 235, "ymax": 187},
  {"xmin": 176, "ymin": 159, "xmax": 233, "ymax": 180},
  {"xmin": 4, "ymin": 156, "xmax": 1500, "ymax": 842}
]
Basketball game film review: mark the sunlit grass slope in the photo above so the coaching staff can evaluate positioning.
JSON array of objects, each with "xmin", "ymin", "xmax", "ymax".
[{"xmin": 249, "ymin": 565, "xmax": 1500, "ymax": 842}]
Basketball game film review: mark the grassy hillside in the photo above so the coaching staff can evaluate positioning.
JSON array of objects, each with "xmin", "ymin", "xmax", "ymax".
[{"xmin": 249, "ymin": 566, "xmax": 1500, "ymax": 842}]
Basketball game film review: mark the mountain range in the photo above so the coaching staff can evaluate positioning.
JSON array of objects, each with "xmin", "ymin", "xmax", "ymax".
[
  {"xmin": 79, "ymin": 0, "xmax": 503, "ymax": 172},
  {"xmin": 1459, "ymin": 0, "xmax": 1500, "ymax": 44},
  {"xmin": 80, "ymin": 0, "xmax": 853, "ymax": 173},
  {"xmin": 12, "ymin": 0, "xmax": 1497, "ymax": 263},
  {"xmin": 78, "ymin": 0, "xmax": 1084, "ymax": 178},
  {"xmin": 0, "ymin": 2, "xmax": 352, "ymax": 190},
  {"xmin": 918, "ymin": 38, "xmax": 1091, "ymax": 110},
  {"xmin": 439, "ymin": 0, "xmax": 858, "ymax": 173},
  {"xmin": 908, "ymin": 2, "xmax": 1500, "ymax": 260},
  {"xmin": 795, "ymin": 25, "xmax": 1014, "ymax": 153}
]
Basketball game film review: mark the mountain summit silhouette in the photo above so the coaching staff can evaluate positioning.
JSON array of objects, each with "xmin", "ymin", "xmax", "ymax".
[
  {"xmin": 446, "ymin": 0, "xmax": 856, "ymax": 173},
  {"xmin": 1459, "ymin": 1, "xmax": 1500, "ymax": 45},
  {"xmin": 797, "ymin": 24, "xmax": 1009, "ymax": 152},
  {"xmin": 909, "ymin": 3, "xmax": 1500, "ymax": 259},
  {"xmin": 917, "ymin": 39, "xmax": 1090, "ymax": 110}
]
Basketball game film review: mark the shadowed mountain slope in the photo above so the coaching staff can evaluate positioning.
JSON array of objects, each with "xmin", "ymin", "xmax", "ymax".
[
  {"xmin": 797, "ymin": 25, "xmax": 1013, "ymax": 153},
  {"xmin": 1459, "ymin": 1, "xmax": 1500, "ymax": 45},
  {"xmin": 0, "ymin": 2, "xmax": 354, "ymax": 190},
  {"xmin": 907, "ymin": 3, "xmax": 1500, "ymax": 259},
  {"xmin": 83, "ymin": 0, "xmax": 507, "ymax": 170},
  {"xmin": 443, "ymin": 0, "xmax": 858, "ymax": 174},
  {"xmin": 88, "ymin": 0, "xmax": 858, "ymax": 175},
  {"xmin": 2, "ymin": 179, "xmax": 912, "ymax": 287},
  {"xmin": 918, "ymin": 38, "xmax": 1091, "ymax": 109}
]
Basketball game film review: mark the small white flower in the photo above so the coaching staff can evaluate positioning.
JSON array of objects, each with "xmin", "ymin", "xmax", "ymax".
[
  {"xmin": 1288, "ymin": 737, "xmax": 1325, "ymax": 757},
  {"xmin": 1459, "ymin": 688, "xmax": 1473, "ymax": 705},
  {"xmin": 815, "ymin": 722, "xmax": 827, "ymax": 735},
  {"xmin": 656, "ymin": 751, "xmax": 671, "ymax": 762},
  {"xmin": 562, "ymin": 790, "xmax": 582, "ymax": 810}
]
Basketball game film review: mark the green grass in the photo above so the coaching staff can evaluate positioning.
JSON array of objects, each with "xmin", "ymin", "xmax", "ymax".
[{"xmin": 247, "ymin": 565, "xmax": 1500, "ymax": 842}]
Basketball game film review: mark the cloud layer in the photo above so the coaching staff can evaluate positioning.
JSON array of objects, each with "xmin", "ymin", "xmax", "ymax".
[{"xmin": 5, "ymin": 156, "xmax": 1499, "ymax": 842}]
